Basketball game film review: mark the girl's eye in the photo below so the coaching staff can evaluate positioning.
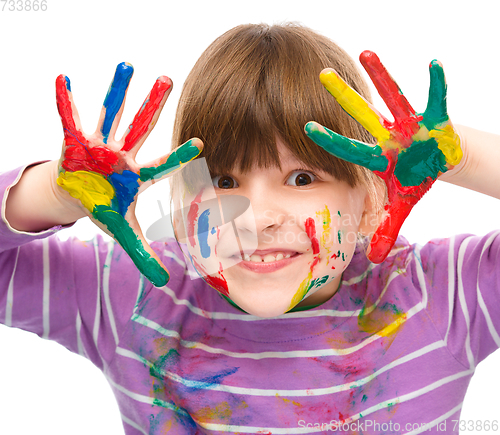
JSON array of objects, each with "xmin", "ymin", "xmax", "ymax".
[
  {"xmin": 212, "ymin": 175, "xmax": 239, "ymax": 189},
  {"xmin": 286, "ymin": 171, "xmax": 316, "ymax": 187}
]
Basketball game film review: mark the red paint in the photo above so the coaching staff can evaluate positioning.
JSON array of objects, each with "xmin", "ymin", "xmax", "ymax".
[
  {"xmin": 360, "ymin": 51, "xmax": 421, "ymax": 141},
  {"xmin": 305, "ymin": 218, "xmax": 320, "ymax": 254},
  {"xmin": 310, "ymin": 255, "xmax": 320, "ymax": 270},
  {"xmin": 191, "ymin": 256, "xmax": 229, "ymax": 297},
  {"xmin": 122, "ymin": 77, "xmax": 171, "ymax": 152},
  {"xmin": 62, "ymin": 142, "xmax": 119, "ymax": 175},
  {"xmin": 56, "ymin": 75, "xmax": 119, "ymax": 175},
  {"xmin": 370, "ymin": 148, "xmax": 434, "ymax": 263},
  {"xmin": 187, "ymin": 191, "xmax": 203, "ymax": 248}
]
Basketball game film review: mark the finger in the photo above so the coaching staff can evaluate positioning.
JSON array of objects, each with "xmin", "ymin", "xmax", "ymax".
[
  {"xmin": 139, "ymin": 138, "xmax": 203, "ymax": 182},
  {"xmin": 92, "ymin": 205, "xmax": 170, "ymax": 287},
  {"xmin": 55, "ymin": 74, "xmax": 85, "ymax": 140},
  {"xmin": 121, "ymin": 76, "xmax": 172, "ymax": 153},
  {"xmin": 319, "ymin": 68, "xmax": 391, "ymax": 143},
  {"xmin": 97, "ymin": 62, "xmax": 134, "ymax": 144},
  {"xmin": 360, "ymin": 51, "xmax": 419, "ymax": 134},
  {"xmin": 423, "ymin": 60, "xmax": 449, "ymax": 126},
  {"xmin": 367, "ymin": 195, "xmax": 417, "ymax": 264},
  {"xmin": 304, "ymin": 121, "xmax": 388, "ymax": 173}
]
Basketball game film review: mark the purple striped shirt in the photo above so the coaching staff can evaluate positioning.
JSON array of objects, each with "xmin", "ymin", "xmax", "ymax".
[{"xmin": 1, "ymin": 165, "xmax": 500, "ymax": 434}]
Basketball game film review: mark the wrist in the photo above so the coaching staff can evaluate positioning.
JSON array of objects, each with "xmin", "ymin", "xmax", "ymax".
[
  {"xmin": 5, "ymin": 160, "xmax": 86, "ymax": 232},
  {"xmin": 437, "ymin": 124, "xmax": 469, "ymax": 184}
]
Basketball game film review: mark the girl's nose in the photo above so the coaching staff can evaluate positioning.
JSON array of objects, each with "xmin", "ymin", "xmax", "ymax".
[{"xmin": 233, "ymin": 193, "xmax": 286, "ymax": 236}]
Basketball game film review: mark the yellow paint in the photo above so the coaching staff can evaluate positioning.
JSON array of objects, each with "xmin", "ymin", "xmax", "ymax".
[
  {"xmin": 196, "ymin": 401, "xmax": 232, "ymax": 422},
  {"xmin": 377, "ymin": 313, "xmax": 407, "ymax": 337},
  {"xmin": 287, "ymin": 270, "xmax": 313, "ymax": 312},
  {"xmin": 428, "ymin": 125, "xmax": 463, "ymax": 166},
  {"xmin": 57, "ymin": 170, "xmax": 114, "ymax": 213},
  {"xmin": 277, "ymin": 394, "xmax": 302, "ymax": 407},
  {"xmin": 358, "ymin": 306, "xmax": 407, "ymax": 337},
  {"xmin": 316, "ymin": 206, "xmax": 332, "ymax": 258},
  {"xmin": 320, "ymin": 69, "xmax": 391, "ymax": 143}
]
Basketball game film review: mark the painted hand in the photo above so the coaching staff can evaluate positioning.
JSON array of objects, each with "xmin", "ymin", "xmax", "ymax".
[
  {"xmin": 55, "ymin": 63, "xmax": 203, "ymax": 286},
  {"xmin": 305, "ymin": 51, "xmax": 462, "ymax": 263}
]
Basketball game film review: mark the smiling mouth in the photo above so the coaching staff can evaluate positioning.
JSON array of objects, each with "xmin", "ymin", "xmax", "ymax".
[
  {"xmin": 235, "ymin": 252, "xmax": 302, "ymax": 273},
  {"xmin": 242, "ymin": 251, "xmax": 298, "ymax": 263}
]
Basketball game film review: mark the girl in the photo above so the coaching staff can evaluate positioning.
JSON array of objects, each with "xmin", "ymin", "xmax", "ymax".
[{"xmin": 2, "ymin": 23, "xmax": 500, "ymax": 434}]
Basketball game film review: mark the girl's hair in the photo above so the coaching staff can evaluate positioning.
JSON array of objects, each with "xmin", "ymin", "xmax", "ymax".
[{"xmin": 171, "ymin": 22, "xmax": 383, "ymax": 203}]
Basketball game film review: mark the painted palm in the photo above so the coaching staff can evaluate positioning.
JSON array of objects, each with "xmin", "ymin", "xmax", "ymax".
[
  {"xmin": 55, "ymin": 63, "xmax": 202, "ymax": 286},
  {"xmin": 305, "ymin": 51, "xmax": 462, "ymax": 263}
]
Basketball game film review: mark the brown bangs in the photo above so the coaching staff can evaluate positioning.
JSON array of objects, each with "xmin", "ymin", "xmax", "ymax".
[{"xmin": 172, "ymin": 23, "xmax": 377, "ymax": 187}]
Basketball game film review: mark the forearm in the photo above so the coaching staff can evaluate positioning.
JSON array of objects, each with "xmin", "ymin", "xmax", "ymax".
[
  {"xmin": 5, "ymin": 160, "xmax": 86, "ymax": 232},
  {"xmin": 440, "ymin": 125, "xmax": 500, "ymax": 199}
]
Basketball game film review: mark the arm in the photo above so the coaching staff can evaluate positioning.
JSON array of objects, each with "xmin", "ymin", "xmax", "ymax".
[
  {"xmin": 440, "ymin": 125, "xmax": 500, "ymax": 199},
  {"xmin": 5, "ymin": 160, "xmax": 86, "ymax": 232}
]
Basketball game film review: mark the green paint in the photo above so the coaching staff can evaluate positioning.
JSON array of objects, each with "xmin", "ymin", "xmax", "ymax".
[
  {"xmin": 312, "ymin": 275, "xmax": 330, "ymax": 289},
  {"xmin": 394, "ymin": 139, "xmax": 447, "ymax": 187},
  {"xmin": 337, "ymin": 230, "xmax": 342, "ymax": 244},
  {"xmin": 150, "ymin": 349, "xmax": 180, "ymax": 379},
  {"xmin": 423, "ymin": 60, "xmax": 449, "ymax": 130},
  {"xmin": 381, "ymin": 302, "xmax": 403, "ymax": 315},
  {"xmin": 338, "ymin": 211, "xmax": 341, "ymax": 217},
  {"xmin": 93, "ymin": 205, "xmax": 169, "ymax": 286},
  {"xmin": 305, "ymin": 122, "xmax": 389, "ymax": 172},
  {"xmin": 361, "ymin": 394, "xmax": 368, "ymax": 403},
  {"xmin": 139, "ymin": 139, "xmax": 201, "ymax": 182}
]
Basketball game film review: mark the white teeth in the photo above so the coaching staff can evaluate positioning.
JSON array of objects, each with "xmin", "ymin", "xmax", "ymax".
[{"xmin": 245, "ymin": 252, "xmax": 293, "ymax": 263}]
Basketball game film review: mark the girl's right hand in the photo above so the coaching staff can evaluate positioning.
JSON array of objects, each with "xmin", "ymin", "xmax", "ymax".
[
  {"xmin": 55, "ymin": 63, "xmax": 203, "ymax": 287},
  {"xmin": 305, "ymin": 51, "xmax": 462, "ymax": 263}
]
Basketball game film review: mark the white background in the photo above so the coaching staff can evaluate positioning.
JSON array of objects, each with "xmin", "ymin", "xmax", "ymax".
[{"xmin": 1, "ymin": 0, "xmax": 499, "ymax": 433}]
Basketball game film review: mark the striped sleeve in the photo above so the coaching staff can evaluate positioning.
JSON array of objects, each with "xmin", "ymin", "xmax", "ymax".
[
  {"xmin": 420, "ymin": 232, "xmax": 500, "ymax": 369},
  {"xmin": 0, "ymin": 165, "xmax": 149, "ymax": 369}
]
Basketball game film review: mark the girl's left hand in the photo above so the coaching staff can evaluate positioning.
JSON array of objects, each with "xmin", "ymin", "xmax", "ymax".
[{"xmin": 305, "ymin": 51, "xmax": 463, "ymax": 263}]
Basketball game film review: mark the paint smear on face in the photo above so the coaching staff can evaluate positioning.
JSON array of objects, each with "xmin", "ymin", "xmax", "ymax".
[
  {"xmin": 191, "ymin": 256, "xmax": 229, "ymax": 297},
  {"xmin": 186, "ymin": 191, "xmax": 203, "ymax": 248},
  {"xmin": 305, "ymin": 217, "xmax": 320, "ymax": 254},
  {"xmin": 287, "ymin": 256, "xmax": 323, "ymax": 311},
  {"xmin": 316, "ymin": 206, "xmax": 332, "ymax": 257},
  {"xmin": 198, "ymin": 209, "xmax": 211, "ymax": 258}
]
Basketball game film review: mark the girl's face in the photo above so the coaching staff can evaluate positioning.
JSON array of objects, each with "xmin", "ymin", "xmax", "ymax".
[{"xmin": 176, "ymin": 141, "xmax": 370, "ymax": 318}]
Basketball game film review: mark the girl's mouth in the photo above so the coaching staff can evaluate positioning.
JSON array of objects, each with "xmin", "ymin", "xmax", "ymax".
[{"xmin": 236, "ymin": 252, "xmax": 301, "ymax": 273}]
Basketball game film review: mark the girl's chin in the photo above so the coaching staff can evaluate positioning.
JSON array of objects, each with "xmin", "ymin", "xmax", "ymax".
[{"xmin": 224, "ymin": 286, "xmax": 303, "ymax": 317}]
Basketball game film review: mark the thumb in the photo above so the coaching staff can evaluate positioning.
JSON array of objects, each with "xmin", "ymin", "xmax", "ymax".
[{"xmin": 91, "ymin": 206, "xmax": 170, "ymax": 287}]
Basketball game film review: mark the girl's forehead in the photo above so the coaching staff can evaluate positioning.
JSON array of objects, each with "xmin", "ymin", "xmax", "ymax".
[{"xmin": 234, "ymin": 142, "xmax": 316, "ymax": 175}]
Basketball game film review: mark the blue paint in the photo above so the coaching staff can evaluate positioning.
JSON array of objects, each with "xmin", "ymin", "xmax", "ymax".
[
  {"xmin": 65, "ymin": 76, "xmax": 71, "ymax": 91},
  {"xmin": 109, "ymin": 170, "xmax": 140, "ymax": 216},
  {"xmin": 211, "ymin": 227, "xmax": 216, "ymax": 235},
  {"xmin": 198, "ymin": 209, "xmax": 211, "ymax": 258},
  {"xmin": 198, "ymin": 366, "xmax": 239, "ymax": 387},
  {"xmin": 101, "ymin": 62, "xmax": 134, "ymax": 143}
]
